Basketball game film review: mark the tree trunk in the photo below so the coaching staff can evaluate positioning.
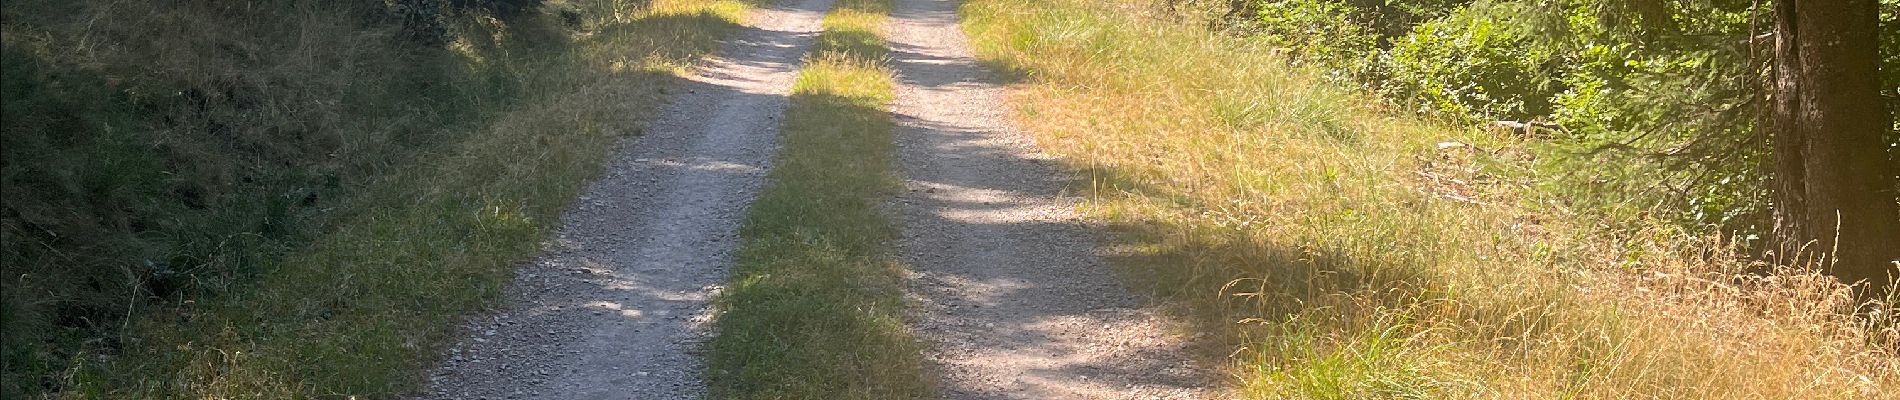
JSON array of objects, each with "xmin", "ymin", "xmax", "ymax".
[{"xmin": 1772, "ymin": 0, "xmax": 1900, "ymax": 290}]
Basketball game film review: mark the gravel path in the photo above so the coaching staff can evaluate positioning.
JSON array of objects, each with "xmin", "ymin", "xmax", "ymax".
[
  {"xmin": 415, "ymin": 1, "xmax": 831, "ymax": 398},
  {"xmin": 885, "ymin": 0, "xmax": 1217, "ymax": 399}
]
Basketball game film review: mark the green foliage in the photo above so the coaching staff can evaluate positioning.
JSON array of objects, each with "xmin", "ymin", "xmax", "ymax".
[
  {"xmin": 1247, "ymin": 0, "xmax": 1380, "ymax": 78},
  {"xmin": 1242, "ymin": 0, "xmax": 1791, "ymax": 233},
  {"xmin": 1383, "ymin": 4, "xmax": 1562, "ymax": 122},
  {"xmin": 1518, "ymin": 0, "xmax": 1765, "ymax": 231},
  {"xmin": 1337, "ymin": 0, "xmax": 1473, "ymax": 39},
  {"xmin": 1544, "ymin": 45, "xmax": 1767, "ymax": 229}
]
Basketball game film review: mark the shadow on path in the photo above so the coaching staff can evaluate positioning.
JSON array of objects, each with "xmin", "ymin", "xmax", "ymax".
[{"xmin": 885, "ymin": 0, "xmax": 1217, "ymax": 398}]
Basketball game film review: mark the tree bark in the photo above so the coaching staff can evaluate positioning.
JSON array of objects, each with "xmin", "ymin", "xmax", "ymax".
[
  {"xmin": 1771, "ymin": 0, "xmax": 1808, "ymax": 256},
  {"xmin": 1772, "ymin": 0, "xmax": 1900, "ymax": 290}
]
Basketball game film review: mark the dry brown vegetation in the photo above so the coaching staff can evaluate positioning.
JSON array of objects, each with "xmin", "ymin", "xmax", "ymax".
[{"xmin": 961, "ymin": 0, "xmax": 1900, "ymax": 397}]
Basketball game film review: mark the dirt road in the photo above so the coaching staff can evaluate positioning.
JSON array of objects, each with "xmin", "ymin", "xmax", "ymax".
[{"xmin": 420, "ymin": 0, "xmax": 1214, "ymax": 398}]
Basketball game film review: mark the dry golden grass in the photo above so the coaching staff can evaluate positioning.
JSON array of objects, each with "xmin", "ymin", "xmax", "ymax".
[{"xmin": 959, "ymin": 0, "xmax": 1899, "ymax": 398}]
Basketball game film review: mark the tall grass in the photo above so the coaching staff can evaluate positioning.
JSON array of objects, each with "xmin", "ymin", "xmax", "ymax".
[
  {"xmin": 703, "ymin": 0, "xmax": 930, "ymax": 397},
  {"xmin": 2, "ymin": 0, "xmax": 761, "ymax": 397},
  {"xmin": 960, "ymin": 0, "xmax": 1899, "ymax": 397}
]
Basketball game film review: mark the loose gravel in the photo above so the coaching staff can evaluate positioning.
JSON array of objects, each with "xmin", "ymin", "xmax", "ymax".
[
  {"xmin": 414, "ymin": 1, "xmax": 831, "ymax": 398},
  {"xmin": 885, "ymin": 0, "xmax": 1219, "ymax": 399}
]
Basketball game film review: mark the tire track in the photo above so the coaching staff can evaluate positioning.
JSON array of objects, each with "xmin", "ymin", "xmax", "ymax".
[
  {"xmin": 884, "ymin": 0, "xmax": 1216, "ymax": 398},
  {"xmin": 416, "ymin": 0, "xmax": 832, "ymax": 398}
]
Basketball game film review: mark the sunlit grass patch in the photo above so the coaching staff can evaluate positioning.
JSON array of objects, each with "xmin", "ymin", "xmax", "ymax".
[
  {"xmin": 959, "ymin": 0, "xmax": 1899, "ymax": 398},
  {"xmin": 813, "ymin": 0, "xmax": 893, "ymax": 64},
  {"xmin": 704, "ymin": 0, "xmax": 928, "ymax": 397}
]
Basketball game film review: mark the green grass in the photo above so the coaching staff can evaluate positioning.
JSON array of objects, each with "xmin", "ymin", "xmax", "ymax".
[
  {"xmin": 1, "ymin": 0, "xmax": 763, "ymax": 397},
  {"xmin": 959, "ymin": 0, "xmax": 1899, "ymax": 398},
  {"xmin": 702, "ymin": 0, "xmax": 930, "ymax": 397}
]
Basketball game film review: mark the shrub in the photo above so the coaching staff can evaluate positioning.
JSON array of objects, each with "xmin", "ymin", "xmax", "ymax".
[
  {"xmin": 1246, "ymin": 0, "xmax": 1379, "ymax": 78},
  {"xmin": 1382, "ymin": 4, "xmax": 1563, "ymax": 122}
]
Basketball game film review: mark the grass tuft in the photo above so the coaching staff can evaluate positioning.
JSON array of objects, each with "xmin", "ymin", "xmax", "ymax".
[
  {"xmin": 960, "ymin": 0, "xmax": 1900, "ymax": 398},
  {"xmin": 703, "ymin": 0, "xmax": 930, "ymax": 397}
]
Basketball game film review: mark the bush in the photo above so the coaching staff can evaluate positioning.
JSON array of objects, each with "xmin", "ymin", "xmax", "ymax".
[
  {"xmin": 1246, "ymin": 0, "xmax": 1379, "ymax": 77},
  {"xmin": 1382, "ymin": 4, "xmax": 1563, "ymax": 122}
]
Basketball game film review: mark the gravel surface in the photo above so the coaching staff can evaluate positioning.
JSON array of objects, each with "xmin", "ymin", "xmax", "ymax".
[
  {"xmin": 414, "ymin": 1, "xmax": 831, "ymax": 398},
  {"xmin": 885, "ymin": 1, "xmax": 1218, "ymax": 399}
]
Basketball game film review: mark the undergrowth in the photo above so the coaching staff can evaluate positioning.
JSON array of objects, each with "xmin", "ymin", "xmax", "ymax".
[
  {"xmin": 1, "ymin": 0, "xmax": 760, "ymax": 397},
  {"xmin": 960, "ymin": 0, "xmax": 1899, "ymax": 398},
  {"xmin": 704, "ymin": 0, "xmax": 929, "ymax": 397}
]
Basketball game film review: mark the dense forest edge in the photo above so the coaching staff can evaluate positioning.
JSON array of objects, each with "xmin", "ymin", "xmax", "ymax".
[
  {"xmin": 1, "ymin": 0, "xmax": 762, "ymax": 397},
  {"xmin": 960, "ymin": 0, "xmax": 1896, "ymax": 397}
]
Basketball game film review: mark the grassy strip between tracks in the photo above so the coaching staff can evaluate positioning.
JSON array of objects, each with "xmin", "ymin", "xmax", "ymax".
[{"xmin": 703, "ymin": 0, "xmax": 931, "ymax": 398}]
